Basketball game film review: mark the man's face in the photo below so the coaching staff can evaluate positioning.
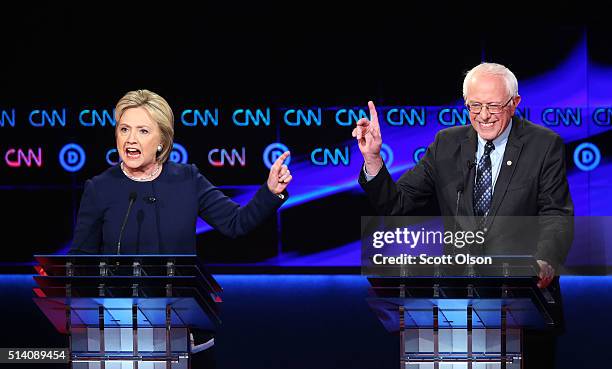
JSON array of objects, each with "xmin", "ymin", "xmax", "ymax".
[{"xmin": 465, "ymin": 73, "xmax": 521, "ymax": 141}]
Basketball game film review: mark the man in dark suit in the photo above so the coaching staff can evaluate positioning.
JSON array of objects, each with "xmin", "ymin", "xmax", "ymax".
[
  {"xmin": 352, "ymin": 62, "xmax": 574, "ymax": 288},
  {"xmin": 354, "ymin": 62, "xmax": 574, "ymax": 367}
]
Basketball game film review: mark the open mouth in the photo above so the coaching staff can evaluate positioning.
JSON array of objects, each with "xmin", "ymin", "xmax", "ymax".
[
  {"xmin": 125, "ymin": 148, "xmax": 142, "ymax": 159},
  {"xmin": 479, "ymin": 121, "xmax": 495, "ymax": 128}
]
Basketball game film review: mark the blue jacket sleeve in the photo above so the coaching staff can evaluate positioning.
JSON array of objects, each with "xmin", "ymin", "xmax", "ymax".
[
  {"xmin": 193, "ymin": 164, "xmax": 286, "ymax": 238},
  {"xmin": 69, "ymin": 179, "xmax": 103, "ymax": 254}
]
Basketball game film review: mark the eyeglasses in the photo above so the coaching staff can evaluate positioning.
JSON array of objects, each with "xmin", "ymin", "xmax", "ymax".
[{"xmin": 466, "ymin": 97, "xmax": 513, "ymax": 114}]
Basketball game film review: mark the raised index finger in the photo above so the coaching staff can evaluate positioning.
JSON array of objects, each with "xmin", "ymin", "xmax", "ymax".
[
  {"xmin": 368, "ymin": 100, "xmax": 380, "ymax": 128},
  {"xmin": 272, "ymin": 151, "xmax": 291, "ymax": 171}
]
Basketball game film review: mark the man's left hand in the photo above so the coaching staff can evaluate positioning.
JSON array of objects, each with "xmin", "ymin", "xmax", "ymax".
[{"xmin": 537, "ymin": 259, "xmax": 555, "ymax": 288}]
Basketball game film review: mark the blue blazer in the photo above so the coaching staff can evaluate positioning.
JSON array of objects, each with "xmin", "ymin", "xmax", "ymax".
[{"xmin": 70, "ymin": 162, "xmax": 286, "ymax": 254}]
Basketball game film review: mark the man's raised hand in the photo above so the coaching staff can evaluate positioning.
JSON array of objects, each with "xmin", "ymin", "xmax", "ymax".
[{"xmin": 352, "ymin": 101, "xmax": 383, "ymax": 175}]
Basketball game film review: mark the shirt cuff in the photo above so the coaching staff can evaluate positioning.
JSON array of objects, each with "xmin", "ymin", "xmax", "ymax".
[{"xmin": 363, "ymin": 164, "xmax": 379, "ymax": 182}]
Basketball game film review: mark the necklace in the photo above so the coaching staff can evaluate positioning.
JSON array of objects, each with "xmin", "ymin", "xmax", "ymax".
[{"xmin": 120, "ymin": 162, "xmax": 161, "ymax": 182}]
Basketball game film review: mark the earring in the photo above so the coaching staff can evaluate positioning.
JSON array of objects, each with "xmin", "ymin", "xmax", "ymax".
[{"xmin": 157, "ymin": 145, "xmax": 162, "ymax": 152}]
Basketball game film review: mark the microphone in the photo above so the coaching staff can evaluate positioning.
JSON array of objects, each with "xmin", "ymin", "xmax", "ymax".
[
  {"xmin": 465, "ymin": 159, "xmax": 476, "ymax": 189},
  {"xmin": 117, "ymin": 192, "xmax": 137, "ymax": 255},
  {"xmin": 452, "ymin": 160, "xmax": 476, "ymax": 253},
  {"xmin": 455, "ymin": 182, "xmax": 464, "ymax": 220},
  {"xmin": 455, "ymin": 160, "xmax": 475, "ymax": 218}
]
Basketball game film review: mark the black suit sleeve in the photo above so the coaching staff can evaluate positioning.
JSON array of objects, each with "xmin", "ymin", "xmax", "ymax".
[
  {"xmin": 535, "ymin": 134, "xmax": 574, "ymax": 267},
  {"xmin": 358, "ymin": 132, "xmax": 438, "ymax": 215},
  {"xmin": 69, "ymin": 180, "xmax": 103, "ymax": 254}
]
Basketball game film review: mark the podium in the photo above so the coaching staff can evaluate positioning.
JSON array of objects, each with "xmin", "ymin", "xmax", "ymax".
[
  {"xmin": 367, "ymin": 265, "xmax": 559, "ymax": 368},
  {"xmin": 32, "ymin": 254, "xmax": 222, "ymax": 368}
]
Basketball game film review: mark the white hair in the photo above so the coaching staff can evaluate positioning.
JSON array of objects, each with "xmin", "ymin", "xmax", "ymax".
[{"xmin": 462, "ymin": 62, "xmax": 519, "ymax": 100}]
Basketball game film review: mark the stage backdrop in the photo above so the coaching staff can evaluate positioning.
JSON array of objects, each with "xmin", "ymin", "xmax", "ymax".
[{"xmin": 0, "ymin": 5, "xmax": 609, "ymax": 269}]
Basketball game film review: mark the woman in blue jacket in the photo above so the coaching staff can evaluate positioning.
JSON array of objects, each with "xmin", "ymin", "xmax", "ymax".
[{"xmin": 70, "ymin": 89, "xmax": 291, "ymax": 254}]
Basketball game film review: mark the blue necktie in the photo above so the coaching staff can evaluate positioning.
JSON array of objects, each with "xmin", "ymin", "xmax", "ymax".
[{"xmin": 474, "ymin": 141, "xmax": 495, "ymax": 221}]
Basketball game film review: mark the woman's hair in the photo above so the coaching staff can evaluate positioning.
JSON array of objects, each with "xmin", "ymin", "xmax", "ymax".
[{"xmin": 115, "ymin": 89, "xmax": 174, "ymax": 163}]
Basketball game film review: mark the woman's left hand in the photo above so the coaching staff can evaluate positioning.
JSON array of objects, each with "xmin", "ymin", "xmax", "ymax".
[{"xmin": 267, "ymin": 151, "xmax": 292, "ymax": 195}]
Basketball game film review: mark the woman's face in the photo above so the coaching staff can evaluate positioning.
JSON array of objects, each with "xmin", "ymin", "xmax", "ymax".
[{"xmin": 116, "ymin": 107, "xmax": 162, "ymax": 172}]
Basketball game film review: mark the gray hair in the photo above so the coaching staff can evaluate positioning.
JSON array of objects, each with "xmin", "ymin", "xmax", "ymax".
[{"xmin": 462, "ymin": 62, "xmax": 519, "ymax": 100}]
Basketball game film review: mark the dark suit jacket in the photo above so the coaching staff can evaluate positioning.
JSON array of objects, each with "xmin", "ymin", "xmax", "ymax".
[
  {"xmin": 359, "ymin": 117, "xmax": 574, "ymax": 267},
  {"xmin": 70, "ymin": 162, "xmax": 286, "ymax": 254}
]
